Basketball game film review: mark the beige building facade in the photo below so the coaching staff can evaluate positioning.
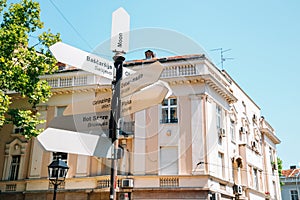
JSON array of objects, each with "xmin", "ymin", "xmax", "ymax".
[{"xmin": 0, "ymin": 53, "xmax": 281, "ymax": 200}]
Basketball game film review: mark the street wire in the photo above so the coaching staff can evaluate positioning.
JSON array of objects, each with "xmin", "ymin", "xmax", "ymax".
[{"xmin": 49, "ymin": 0, "xmax": 93, "ymax": 50}]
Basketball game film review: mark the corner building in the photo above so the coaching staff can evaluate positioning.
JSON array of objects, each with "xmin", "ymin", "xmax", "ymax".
[{"xmin": 0, "ymin": 53, "xmax": 281, "ymax": 200}]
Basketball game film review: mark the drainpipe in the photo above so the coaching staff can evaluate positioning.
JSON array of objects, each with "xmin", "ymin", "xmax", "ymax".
[{"xmin": 202, "ymin": 94, "xmax": 208, "ymax": 173}]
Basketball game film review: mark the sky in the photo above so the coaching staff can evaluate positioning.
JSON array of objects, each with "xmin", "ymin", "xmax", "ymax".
[{"xmin": 6, "ymin": 0, "xmax": 300, "ymax": 169}]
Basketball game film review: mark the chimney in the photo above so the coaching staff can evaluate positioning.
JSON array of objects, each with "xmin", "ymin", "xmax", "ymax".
[
  {"xmin": 290, "ymin": 165, "xmax": 297, "ymax": 169},
  {"xmin": 145, "ymin": 50, "xmax": 155, "ymax": 59}
]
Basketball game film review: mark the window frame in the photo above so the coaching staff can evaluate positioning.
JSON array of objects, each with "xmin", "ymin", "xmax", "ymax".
[
  {"xmin": 253, "ymin": 168, "xmax": 259, "ymax": 190},
  {"xmin": 161, "ymin": 98, "xmax": 178, "ymax": 124},
  {"xmin": 56, "ymin": 106, "xmax": 67, "ymax": 117},
  {"xmin": 218, "ymin": 152, "xmax": 225, "ymax": 178},
  {"xmin": 216, "ymin": 105, "xmax": 223, "ymax": 145},
  {"xmin": 230, "ymin": 120, "xmax": 236, "ymax": 143},
  {"xmin": 9, "ymin": 155, "xmax": 21, "ymax": 181},
  {"xmin": 291, "ymin": 190, "xmax": 299, "ymax": 200}
]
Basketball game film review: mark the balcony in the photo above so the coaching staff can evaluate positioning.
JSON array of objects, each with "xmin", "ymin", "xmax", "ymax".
[
  {"xmin": 95, "ymin": 175, "xmax": 207, "ymax": 189},
  {"xmin": 259, "ymin": 118, "xmax": 280, "ymax": 145}
]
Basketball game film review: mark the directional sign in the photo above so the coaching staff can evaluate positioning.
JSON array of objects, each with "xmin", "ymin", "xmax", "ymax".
[
  {"xmin": 48, "ymin": 111, "xmax": 110, "ymax": 134},
  {"xmin": 49, "ymin": 42, "xmax": 134, "ymax": 79},
  {"xmin": 111, "ymin": 7, "xmax": 130, "ymax": 53},
  {"xmin": 63, "ymin": 81, "xmax": 170, "ymax": 117},
  {"xmin": 63, "ymin": 92, "xmax": 112, "ymax": 116},
  {"xmin": 37, "ymin": 128, "xmax": 113, "ymax": 158},
  {"xmin": 121, "ymin": 80, "xmax": 169, "ymax": 116},
  {"xmin": 37, "ymin": 111, "xmax": 113, "ymax": 158},
  {"xmin": 120, "ymin": 61, "xmax": 164, "ymax": 97}
]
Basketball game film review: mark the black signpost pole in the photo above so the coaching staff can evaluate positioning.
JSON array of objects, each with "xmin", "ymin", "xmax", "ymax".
[{"xmin": 109, "ymin": 54, "xmax": 124, "ymax": 200}]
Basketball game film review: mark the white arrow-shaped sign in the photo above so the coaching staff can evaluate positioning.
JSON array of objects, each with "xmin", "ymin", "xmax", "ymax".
[
  {"xmin": 120, "ymin": 61, "xmax": 164, "ymax": 97},
  {"xmin": 111, "ymin": 7, "xmax": 130, "ymax": 53},
  {"xmin": 63, "ymin": 80, "xmax": 171, "ymax": 117},
  {"xmin": 37, "ymin": 128, "xmax": 113, "ymax": 158},
  {"xmin": 121, "ymin": 80, "xmax": 169, "ymax": 116},
  {"xmin": 49, "ymin": 42, "xmax": 134, "ymax": 79},
  {"xmin": 37, "ymin": 111, "xmax": 113, "ymax": 158}
]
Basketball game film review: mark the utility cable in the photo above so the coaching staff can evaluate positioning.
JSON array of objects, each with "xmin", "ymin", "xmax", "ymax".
[{"xmin": 49, "ymin": 0, "xmax": 93, "ymax": 50}]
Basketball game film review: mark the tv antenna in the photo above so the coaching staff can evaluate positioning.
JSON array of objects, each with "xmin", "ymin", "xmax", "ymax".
[{"xmin": 211, "ymin": 48, "xmax": 234, "ymax": 70}]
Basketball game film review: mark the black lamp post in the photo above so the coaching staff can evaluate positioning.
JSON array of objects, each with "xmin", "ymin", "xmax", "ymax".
[{"xmin": 48, "ymin": 158, "xmax": 69, "ymax": 200}]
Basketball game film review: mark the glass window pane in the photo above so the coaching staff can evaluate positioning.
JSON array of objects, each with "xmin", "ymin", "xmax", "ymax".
[
  {"xmin": 162, "ymin": 108, "xmax": 168, "ymax": 123},
  {"xmin": 162, "ymin": 99, "xmax": 168, "ymax": 106},
  {"xmin": 170, "ymin": 108, "xmax": 177, "ymax": 120},
  {"xmin": 9, "ymin": 155, "xmax": 20, "ymax": 180},
  {"xmin": 170, "ymin": 98, "xmax": 177, "ymax": 106},
  {"xmin": 161, "ymin": 98, "xmax": 178, "ymax": 124}
]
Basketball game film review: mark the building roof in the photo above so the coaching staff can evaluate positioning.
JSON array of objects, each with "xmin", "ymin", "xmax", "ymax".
[
  {"xmin": 282, "ymin": 168, "xmax": 300, "ymax": 177},
  {"xmin": 54, "ymin": 54, "xmax": 207, "ymax": 72},
  {"xmin": 124, "ymin": 54, "xmax": 206, "ymax": 67}
]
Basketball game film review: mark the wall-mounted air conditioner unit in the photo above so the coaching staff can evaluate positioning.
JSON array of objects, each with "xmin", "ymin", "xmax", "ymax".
[
  {"xmin": 121, "ymin": 178, "xmax": 134, "ymax": 188},
  {"xmin": 209, "ymin": 193, "xmax": 221, "ymax": 200},
  {"xmin": 233, "ymin": 184, "xmax": 243, "ymax": 195},
  {"xmin": 219, "ymin": 128, "xmax": 226, "ymax": 137}
]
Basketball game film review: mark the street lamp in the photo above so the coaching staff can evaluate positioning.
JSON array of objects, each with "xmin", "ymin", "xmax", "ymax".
[{"xmin": 48, "ymin": 158, "xmax": 69, "ymax": 200}]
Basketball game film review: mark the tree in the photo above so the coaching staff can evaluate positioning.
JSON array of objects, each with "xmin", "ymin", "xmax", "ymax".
[
  {"xmin": 277, "ymin": 157, "xmax": 284, "ymax": 186},
  {"xmin": 0, "ymin": 0, "xmax": 60, "ymax": 138}
]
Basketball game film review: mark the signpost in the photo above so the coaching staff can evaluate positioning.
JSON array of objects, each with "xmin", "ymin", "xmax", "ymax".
[
  {"xmin": 111, "ymin": 7, "xmax": 130, "ymax": 53},
  {"xmin": 109, "ymin": 7, "xmax": 130, "ymax": 200},
  {"xmin": 38, "ymin": 7, "xmax": 171, "ymax": 200},
  {"xmin": 49, "ymin": 42, "xmax": 134, "ymax": 79},
  {"xmin": 37, "ymin": 112, "xmax": 112, "ymax": 157},
  {"xmin": 120, "ymin": 61, "xmax": 164, "ymax": 97},
  {"xmin": 63, "ymin": 81, "xmax": 170, "ymax": 117},
  {"xmin": 38, "ymin": 127, "xmax": 112, "ymax": 158}
]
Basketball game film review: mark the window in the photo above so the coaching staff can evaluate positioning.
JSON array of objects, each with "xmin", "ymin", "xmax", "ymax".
[
  {"xmin": 291, "ymin": 190, "xmax": 298, "ymax": 200},
  {"xmin": 218, "ymin": 152, "xmax": 224, "ymax": 178},
  {"xmin": 13, "ymin": 126, "xmax": 24, "ymax": 134},
  {"xmin": 161, "ymin": 98, "xmax": 178, "ymax": 123},
  {"xmin": 216, "ymin": 105, "xmax": 222, "ymax": 130},
  {"xmin": 269, "ymin": 147, "xmax": 274, "ymax": 163},
  {"xmin": 253, "ymin": 168, "xmax": 259, "ymax": 190},
  {"xmin": 9, "ymin": 155, "xmax": 20, "ymax": 180},
  {"xmin": 230, "ymin": 120, "xmax": 236, "ymax": 142},
  {"xmin": 216, "ymin": 105, "xmax": 222, "ymax": 145},
  {"xmin": 53, "ymin": 152, "xmax": 68, "ymax": 163},
  {"xmin": 56, "ymin": 106, "xmax": 67, "ymax": 117}
]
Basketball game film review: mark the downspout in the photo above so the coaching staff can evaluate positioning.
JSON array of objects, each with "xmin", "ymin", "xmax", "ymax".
[{"xmin": 202, "ymin": 94, "xmax": 208, "ymax": 173}]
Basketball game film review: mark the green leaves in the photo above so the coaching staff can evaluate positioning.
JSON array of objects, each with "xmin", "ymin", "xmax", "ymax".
[
  {"xmin": 0, "ymin": 0, "xmax": 61, "ymax": 138},
  {"xmin": 0, "ymin": 90, "xmax": 10, "ymax": 126},
  {"xmin": 7, "ymin": 109, "xmax": 45, "ymax": 138}
]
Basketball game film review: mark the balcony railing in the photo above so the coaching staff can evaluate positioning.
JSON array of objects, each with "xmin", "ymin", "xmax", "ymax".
[
  {"xmin": 160, "ymin": 177, "xmax": 179, "ymax": 188},
  {"xmin": 97, "ymin": 178, "xmax": 111, "ymax": 189},
  {"xmin": 5, "ymin": 184, "xmax": 16, "ymax": 191},
  {"xmin": 96, "ymin": 177, "xmax": 121, "ymax": 189},
  {"xmin": 46, "ymin": 76, "xmax": 88, "ymax": 88}
]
